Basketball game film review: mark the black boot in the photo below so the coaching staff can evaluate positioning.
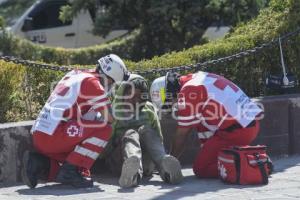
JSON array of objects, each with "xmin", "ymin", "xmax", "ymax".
[
  {"xmin": 56, "ymin": 162, "xmax": 93, "ymax": 188},
  {"xmin": 21, "ymin": 151, "xmax": 50, "ymax": 189}
]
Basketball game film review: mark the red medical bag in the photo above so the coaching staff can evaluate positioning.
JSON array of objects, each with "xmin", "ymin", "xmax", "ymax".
[{"xmin": 218, "ymin": 145, "xmax": 273, "ymax": 185}]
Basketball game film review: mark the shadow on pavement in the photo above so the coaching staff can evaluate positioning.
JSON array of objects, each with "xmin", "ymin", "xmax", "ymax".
[
  {"xmin": 148, "ymin": 174, "xmax": 265, "ymax": 200},
  {"xmin": 93, "ymin": 173, "xmax": 141, "ymax": 193},
  {"xmin": 148, "ymin": 156, "xmax": 300, "ymax": 200},
  {"xmin": 16, "ymin": 183, "xmax": 104, "ymax": 196},
  {"xmin": 93, "ymin": 173, "xmax": 150, "ymax": 193},
  {"xmin": 271, "ymin": 155, "xmax": 300, "ymax": 173}
]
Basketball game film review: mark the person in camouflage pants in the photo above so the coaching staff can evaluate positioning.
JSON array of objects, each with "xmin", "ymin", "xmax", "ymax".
[{"xmin": 104, "ymin": 74, "xmax": 183, "ymax": 188}]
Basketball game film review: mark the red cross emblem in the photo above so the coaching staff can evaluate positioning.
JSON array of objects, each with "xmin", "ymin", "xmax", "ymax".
[
  {"xmin": 207, "ymin": 73, "xmax": 239, "ymax": 92},
  {"xmin": 177, "ymin": 97, "xmax": 186, "ymax": 109},
  {"xmin": 67, "ymin": 125, "xmax": 81, "ymax": 137}
]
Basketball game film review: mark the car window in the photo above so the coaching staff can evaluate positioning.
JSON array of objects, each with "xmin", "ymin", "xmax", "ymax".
[
  {"xmin": 28, "ymin": 1, "xmax": 71, "ymax": 30},
  {"xmin": 88, "ymin": 8, "xmax": 96, "ymax": 23}
]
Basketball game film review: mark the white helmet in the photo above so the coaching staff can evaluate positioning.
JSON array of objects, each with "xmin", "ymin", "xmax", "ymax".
[
  {"xmin": 97, "ymin": 54, "xmax": 129, "ymax": 83},
  {"xmin": 150, "ymin": 76, "xmax": 167, "ymax": 109}
]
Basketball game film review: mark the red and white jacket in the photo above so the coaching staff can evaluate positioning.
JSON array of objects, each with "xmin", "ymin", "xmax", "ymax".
[
  {"xmin": 176, "ymin": 71, "xmax": 262, "ymax": 139},
  {"xmin": 32, "ymin": 70, "xmax": 110, "ymax": 135}
]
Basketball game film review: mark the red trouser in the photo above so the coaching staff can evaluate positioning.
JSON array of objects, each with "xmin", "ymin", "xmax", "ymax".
[
  {"xmin": 33, "ymin": 120, "xmax": 112, "ymax": 181},
  {"xmin": 193, "ymin": 121, "xmax": 260, "ymax": 178}
]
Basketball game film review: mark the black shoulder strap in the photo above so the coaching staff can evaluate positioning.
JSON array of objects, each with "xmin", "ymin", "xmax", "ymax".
[
  {"xmin": 267, "ymin": 156, "xmax": 274, "ymax": 174},
  {"xmin": 257, "ymin": 160, "xmax": 269, "ymax": 185}
]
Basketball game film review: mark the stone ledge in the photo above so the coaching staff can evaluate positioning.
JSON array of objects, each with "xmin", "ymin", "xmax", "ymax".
[
  {"xmin": 0, "ymin": 121, "xmax": 33, "ymax": 183},
  {"xmin": 0, "ymin": 121, "xmax": 34, "ymax": 129}
]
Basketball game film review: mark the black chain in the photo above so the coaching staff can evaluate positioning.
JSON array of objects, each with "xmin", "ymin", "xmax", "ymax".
[
  {"xmin": 135, "ymin": 27, "xmax": 300, "ymax": 76},
  {"xmin": 0, "ymin": 55, "xmax": 73, "ymax": 72},
  {"xmin": 1, "ymin": 27, "xmax": 300, "ymax": 75}
]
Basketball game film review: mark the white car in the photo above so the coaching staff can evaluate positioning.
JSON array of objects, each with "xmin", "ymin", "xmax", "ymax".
[{"xmin": 8, "ymin": 0, "xmax": 127, "ymax": 48}]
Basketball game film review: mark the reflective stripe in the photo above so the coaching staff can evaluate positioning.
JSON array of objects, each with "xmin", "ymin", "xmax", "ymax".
[
  {"xmin": 177, "ymin": 115, "xmax": 196, "ymax": 121},
  {"xmin": 177, "ymin": 113, "xmax": 202, "ymax": 121},
  {"xmin": 249, "ymin": 158, "xmax": 268, "ymax": 165},
  {"xmin": 197, "ymin": 131, "xmax": 214, "ymax": 139},
  {"xmin": 178, "ymin": 114, "xmax": 219, "ymax": 131},
  {"xmin": 160, "ymin": 87, "xmax": 166, "ymax": 104},
  {"xmin": 83, "ymin": 137, "xmax": 107, "ymax": 148},
  {"xmin": 178, "ymin": 119, "xmax": 202, "ymax": 126},
  {"xmin": 91, "ymin": 101, "xmax": 110, "ymax": 110},
  {"xmin": 74, "ymin": 146, "xmax": 99, "ymax": 160},
  {"xmin": 87, "ymin": 94, "xmax": 108, "ymax": 104},
  {"xmin": 218, "ymin": 156, "xmax": 234, "ymax": 163}
]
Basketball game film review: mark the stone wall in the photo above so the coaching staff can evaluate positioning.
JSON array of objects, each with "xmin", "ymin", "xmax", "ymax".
[
  {"xmin": 0, "ymin": 121, "xmax": 33, "ymax": 183},
  {"xmin": 1, "ymin": 94, "xmax": 300, "ymax": 184}
]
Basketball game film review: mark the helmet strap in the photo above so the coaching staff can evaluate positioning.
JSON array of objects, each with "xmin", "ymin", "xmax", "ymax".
[
  {"xmin": 166, "ymin": 72, "xmax": 181, "ymax": 99},
  {"xmin": 97, "ymin": 64, "xmax": 115, "ymax": 83},
  {"xmin": 95, "ymin": 63, "xmax": 101, "ymax": 74},
  {"xmin": 123, "ymin": 71, "xmax": 130, "ymax": 81}
]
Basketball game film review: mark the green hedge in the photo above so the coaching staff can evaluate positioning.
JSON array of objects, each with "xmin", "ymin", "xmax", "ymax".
[
  {"xmin": 126, "ymin": 0, "xmax": 300, "ymax": 95},
  {"xmin": 0, "ymin": 30, "xmax": 139, "ymax": 65},
  {"xmin": 1, "ymin": 0, "xmax": 300, "ymax": 123}
]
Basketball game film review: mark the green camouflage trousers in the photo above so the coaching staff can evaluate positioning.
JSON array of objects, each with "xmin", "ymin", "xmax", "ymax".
[{"xmin": 105, "ymin": 125, "xmax": 166, "ymax": 177}]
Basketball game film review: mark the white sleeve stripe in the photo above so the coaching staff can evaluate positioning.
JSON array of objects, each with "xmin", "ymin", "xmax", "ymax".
[
  {"xmin": 88, "ymin": 94, "xmax": 108, "ymax": 104},
  {"xmin": 177, "ymin": 115, "xmax": 195, "ymax": 121},
  {"xmin": 83, "ymin": 137, "xmax": 108, "ymax": 148},
  {"xmin": 74, "ymin": 146, "xmax": 99, "ymax": 160},
  {"xmin": 178, "ymin": 119, "xmax": 202, "ymax": 126},
  {"xmin": 91, "ymin": 101, "xmax": 110, "ymax": 110},
  {"xmin": 178, "ymin": 114, "xmax": 219, "ymax": 131},
  {"xmin": 177, "ymin": 113, "xmax": 202, "ymax": 121}
]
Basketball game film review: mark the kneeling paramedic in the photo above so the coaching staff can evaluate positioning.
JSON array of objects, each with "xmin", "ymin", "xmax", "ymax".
[
  {"xmin": 150, "ymin": 71, "xmax": 262, "ymax": 178},
  {"xmin": 22, "ymin": 54, "xmax": 129, "ymax": 188}
]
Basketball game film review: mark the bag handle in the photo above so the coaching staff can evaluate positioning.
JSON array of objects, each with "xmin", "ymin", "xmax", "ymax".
[{"xmin": 266, "ymin": 156, "xmax": 274, "ymax": 174}]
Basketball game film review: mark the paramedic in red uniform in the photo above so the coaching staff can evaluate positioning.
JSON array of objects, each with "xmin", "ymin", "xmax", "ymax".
[
  {"xmin": 150, "ymin": 71, "xmax": 262, "ymax": 178},
  {"xmin": 22, "ymin": 54, "xmax": 130, "ymax": 188}
]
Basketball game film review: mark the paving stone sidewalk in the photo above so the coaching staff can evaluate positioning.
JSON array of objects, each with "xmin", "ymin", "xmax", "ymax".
[{"xmin": 0, "ymin": 155, "xmax": 299, "ymax": 200}]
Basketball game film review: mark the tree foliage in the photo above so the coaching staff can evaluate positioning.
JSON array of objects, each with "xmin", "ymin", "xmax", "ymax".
[
  {"xmin": 0, "ymin": 15, "xmax": 5, "ymax": 28},
  {"xmin": 60, "ymin": 0, "xmax": 268, "ymax": 60},
  {"xmin": 0, "ymin": 0, "xmax": 36, "ymax": 25}
]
